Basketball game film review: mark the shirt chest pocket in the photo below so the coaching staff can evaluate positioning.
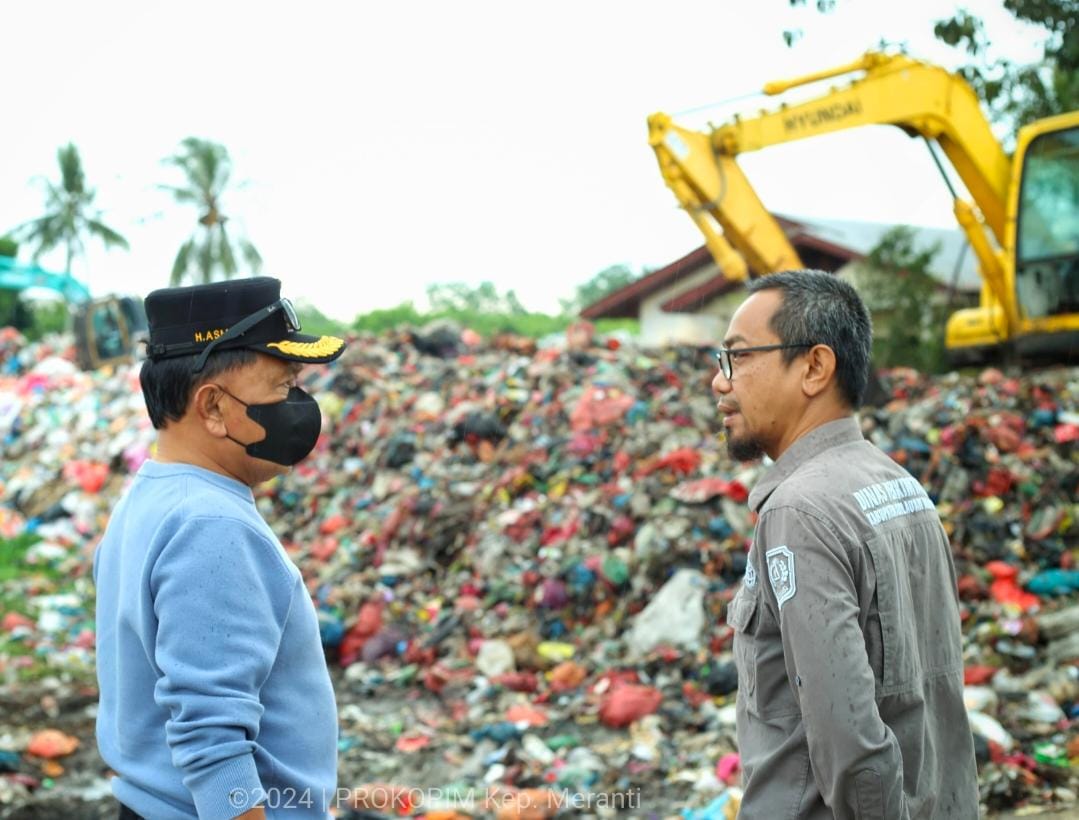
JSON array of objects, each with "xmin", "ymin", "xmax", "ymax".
[{"xmin": 727, "ymin": 586, "xmax": 760, "ymax": 700}]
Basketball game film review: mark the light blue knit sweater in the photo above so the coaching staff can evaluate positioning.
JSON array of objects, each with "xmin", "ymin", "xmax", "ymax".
[{"xmin": 94, "ymin": 460, "xmax": 337, "ymax": 819}]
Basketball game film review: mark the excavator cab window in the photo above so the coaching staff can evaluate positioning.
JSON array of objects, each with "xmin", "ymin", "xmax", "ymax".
[
  {"xmin": 1015, "ymin": 125, "xmax": 1079, "ymax": 319},
  {"xmin": 89, "ymin": 302, "xmax": 127, "ymax": 363},
  {"xmin": 73, "ymin": 296, "xmax": 147, "ymax": 370}
]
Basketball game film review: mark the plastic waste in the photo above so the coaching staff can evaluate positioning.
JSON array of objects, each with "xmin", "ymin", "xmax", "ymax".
[{"xmin": 627, "ymin": 569, "xmax": 707, "ymax": 655}]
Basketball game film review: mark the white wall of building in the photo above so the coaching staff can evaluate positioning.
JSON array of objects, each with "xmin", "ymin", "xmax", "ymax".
[{"xmin": 638, "ymin": 263, "xmax": 725, "ymax": 348}]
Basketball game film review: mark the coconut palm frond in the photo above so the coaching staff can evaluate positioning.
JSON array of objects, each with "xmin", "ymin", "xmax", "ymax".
[
  {"xmin": 86, "ymin": 218, "xmax": 129, "ymax": 250},
  {"xmin": 164, "ymin": 138, "xmax": 261, "ymax": 286},
  {"xmin": 171, "ymin": 239, "xmax": 195, "ymax": 285}
]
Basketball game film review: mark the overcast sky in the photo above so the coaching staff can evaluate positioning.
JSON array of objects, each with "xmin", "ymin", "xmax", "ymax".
[{"xmin": 1, "ymin": 1, "xmax": 1046, "ymax": 320}]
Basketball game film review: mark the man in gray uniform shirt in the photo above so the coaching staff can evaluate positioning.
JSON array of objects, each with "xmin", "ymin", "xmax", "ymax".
[{"xmin": 715, "ymin": 270, "xmax": 978, "ymax": 819}]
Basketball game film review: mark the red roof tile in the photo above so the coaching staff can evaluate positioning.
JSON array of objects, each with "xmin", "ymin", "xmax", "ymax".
[
  {"xmin": 579, "ymin": 245, "xmax": 713, "ymax": 319},
  {"xmin": 661, "ymin": 274, "xmax": 742, "ymax": 312}
]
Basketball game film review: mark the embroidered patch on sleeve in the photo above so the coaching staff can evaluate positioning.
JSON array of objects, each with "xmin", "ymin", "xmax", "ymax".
[
  {"xmin": 766, "ymin": 546, "xmax": 796, "ymax": 609},
  {"xmin": 744, "ymin": 560, "xmax": 757, "ymax": 589}
]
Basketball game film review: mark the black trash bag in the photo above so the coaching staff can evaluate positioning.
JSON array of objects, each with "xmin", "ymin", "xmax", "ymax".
[
  {"xmin": 452, "ymin": 411, "xmax": 506, "ymax": 444},
  {"xmin": 410, "ymin": 325, "xmax": 461, "ymax": 358},
  {"xmin": 383, "ymin": 433, "xmax": 417, "ymax": 469},
  {"xmin": 705, "ymin": 661, "xmax": 739, "ymax": 696}
]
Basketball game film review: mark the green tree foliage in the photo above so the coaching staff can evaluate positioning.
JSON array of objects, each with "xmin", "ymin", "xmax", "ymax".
[
  {"xmin": 426, "ymin": 281, "xmax": 527, "ymax": 315},
  {"xmin": 352, "ymin": 303, "xmax": 426, "ymax": 335},
  {"xmin": 934, "ymin": 1, "xmax": 1078, "ymax": 128},
  {"xmin": 353, "ymin": 299, "xmax": 569, "ymax": 338},
  {"xmin": 23, "ymin": 301, "xmax": 68, "ymax": 341},
  {"xmin": 785, "ymin": 1, "xmax": 1077, "ymax": 128},
  {"xmin": 560, "ymin": 263, "xmax": 638, "ymax": 316},
  {"xmin": 858, "ymin": 226, "xmax": 949, "ymax": 373},
  {"xmin": 352, "ymin": 279, "xmax": 638, "ymax": 340},
  {"xmin": 0, "ymin": 237, "xmax": 31, "ymax": 332},
  {"xmin": 782, "ymin": 0, "xmax": 836, "ymax": 47},
  {"xmin": 0, "ymin": 291, "xmax": 33, "ymax": 332},
  {"xmin": 295, "ymin": 303, "xmax": 349, "ymax": 338},
  {"xmin": 163, "ymin": 138, "xmax": 262, "ymax": 285},
  {"xmin": 10, "ymin": 144, "xmax": 129, "ymax": 273}
]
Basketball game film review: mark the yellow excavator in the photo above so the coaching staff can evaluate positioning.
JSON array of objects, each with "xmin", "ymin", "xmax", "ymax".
[{"xmin": 648, "ymin": 51, "xmax": 1079, "ymax": 363}]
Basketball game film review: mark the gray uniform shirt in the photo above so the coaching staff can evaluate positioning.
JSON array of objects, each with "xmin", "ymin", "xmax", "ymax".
[{"xmin": 729, "ymin": 417, "xmax": 978, "ymax": 819}]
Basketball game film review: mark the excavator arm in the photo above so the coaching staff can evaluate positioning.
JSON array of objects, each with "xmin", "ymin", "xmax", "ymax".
[
  {"xmin": 649, "ymin": 52, "xmax": 1016, "ymax": 332},
  {"xmin": 0, "ymin": 255, "xmax": 91, "ymax": 303},
  {"xmin": 648, "ymin": 115, "xmax": 803, "ymax": 282}
]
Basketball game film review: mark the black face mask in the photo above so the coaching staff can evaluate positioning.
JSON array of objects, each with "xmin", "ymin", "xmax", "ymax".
[{"xmin": 218, "ymin": 385, "xmax": 323, "ymax": 466}]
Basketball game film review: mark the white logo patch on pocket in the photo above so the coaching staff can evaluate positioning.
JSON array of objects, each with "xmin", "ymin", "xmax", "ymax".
[
  {"xmin": 766, "ymin": 545, "xmax": 796, "ymax": 609},
  {"xmin": 744, "ymin": 561, "xmax": 757, "ymax": 589}
]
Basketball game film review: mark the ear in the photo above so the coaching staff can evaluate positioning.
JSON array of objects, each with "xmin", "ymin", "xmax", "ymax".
[
  {"xmin": 192, "ymin": 382, "xmax": 230, "ymax": 438},
  {"xmin": 801, "ymin": 344, "xmax": 837, "ymax": 399}
]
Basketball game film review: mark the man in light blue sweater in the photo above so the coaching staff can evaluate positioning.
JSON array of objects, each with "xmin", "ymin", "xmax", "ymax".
[{"xmin": 94, "ymin": 277, "xmax": 347, "ymax": 819}]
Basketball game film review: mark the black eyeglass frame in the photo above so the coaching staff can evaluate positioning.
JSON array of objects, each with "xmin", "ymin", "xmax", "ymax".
[
  {"xmin": 715, "ymin": 342, "xmax": 815, "ymax": 381},
  {"xmin": 143, "ymin": 298, "xmax": 300, "ymax": 373}
]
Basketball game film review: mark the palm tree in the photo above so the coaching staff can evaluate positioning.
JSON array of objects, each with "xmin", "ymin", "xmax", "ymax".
[
  {"xmin": 162, "ymin": 137, "xmax": 262, "ymax": 285},
  {"xmin": 12, "ymin": 143, "xmax": 129, "ymax": 274}
]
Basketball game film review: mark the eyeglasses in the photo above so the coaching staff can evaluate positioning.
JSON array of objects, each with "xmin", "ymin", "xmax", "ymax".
[
  {"xmin": 715, "ymin": 342, "xmax": 814, "ymax": 381},
  {"xmin": 192, "ymin": 298, "xmax": 300, "ymax": 373}
]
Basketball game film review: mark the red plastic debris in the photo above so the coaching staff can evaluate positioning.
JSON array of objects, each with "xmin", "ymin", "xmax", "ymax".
[
  {"xmin": 310, "ymin": 537, "xmax": 338, "ymax": 561},
  {"xmin": 423, "ymin": 663, "xmax": 473, "ymax": 693},
  {"xmin": 338, "ymin": 602, "xmax": 383, "ymax": 666},
  {"xmin": 319, "ymin": 514, "xmax": 347, "ymax": 535},
  {"xmin": 505, "ymin": 704, "xmax": 548, "ymax": 727},
  {"xmin": 670, "ymin": 477, "xmax": 749, "ymax": 504},
  {"xmin": 2, "ymin": 612, "xmax": 34, "ymax": 632},
  {"xmin": 972, "ymin": 468, "xmax": 1016, "ymax": 497},
  {"xmin": 964, "ymin": 665, "xmax": 999, "ymax": 686},
  {"xmin": 492, "ymin": 672, "xmax": 539, "ymax": 693},
  {"xmin": 637, "ymin": 447, "xmax": 702, "ymax": 477},
  {"xmin": 1055, "ymin": 424, "xmax": 1079, "ymax": 444},
  {"xmin": 569, "ymin": 386, "xmax": 634, "ymax": 431},
  {"xmin": 27, "ymin": 730, "xmax": 80, "ymax": 758},
  {"xmin": 548, "ymin": 661, "xmax": 587, "ymax": 692},
  {"xmin": 598, "ymin": 684, "xmax": 662, "ymax": 728},
  {"xmin": 716, "ymin": 752, "xmax": 741, "ymax": 785},
  {"xmin": 681, "ymin": 682, "xmax": 711, "ymax": 708},
  {"xmin": 956, "ymin": 574, "xmax": 987, "ymax": 601},
  {"xmin": 62, "ymin": 460, "xmax": 108, "ymax": 494},
  {"xmin": 394, "ymin": 733, "xmax": 432, "ymax": 753},
  {"xmin": 986, "ymin": 561, "xmax": 1041, "ymax": 612},
  {"xmin": 606, "ymin": 514, "xmax": 635, "ymax": 546}
]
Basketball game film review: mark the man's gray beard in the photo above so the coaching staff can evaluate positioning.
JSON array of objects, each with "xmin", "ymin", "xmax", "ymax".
[{"xmin": 727, "ymin": 434, "xmax": 765, "ymax": 462}]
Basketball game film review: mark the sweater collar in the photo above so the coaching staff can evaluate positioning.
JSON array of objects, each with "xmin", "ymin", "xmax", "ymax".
[{"xmin": 138, "ymin": 459, "xmax": 255, "ymax": 502}]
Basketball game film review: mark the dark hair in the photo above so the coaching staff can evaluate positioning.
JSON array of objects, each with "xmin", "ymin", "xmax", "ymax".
[
  {"xmin": 139, "ymin": 348, "xmax": 258, "ymax": 429},
  {"xmin": 746, "ymin": 269, "xmax": 873, "ymax": 408}
]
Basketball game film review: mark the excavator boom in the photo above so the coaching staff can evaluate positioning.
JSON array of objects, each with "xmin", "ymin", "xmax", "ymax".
[
  {"xmin": 647, "ymin": 51, "xmax": 1079, "ymax": 357},
  {"xmin": 713, "ymin": 53, "xmax": 1010, "ymax": 244}
]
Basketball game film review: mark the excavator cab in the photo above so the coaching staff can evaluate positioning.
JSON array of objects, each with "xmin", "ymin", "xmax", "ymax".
[
  {"xmin": 72, "ymin": 296, "xmax": 148, "ymax": 370},
  {"xmin": 949, "ymin": 115, "xmax": 1079, "ymax": 363},
  {"xmin": 1013, "ymin": 121, "xmax": 1079, "ymax": 325}
]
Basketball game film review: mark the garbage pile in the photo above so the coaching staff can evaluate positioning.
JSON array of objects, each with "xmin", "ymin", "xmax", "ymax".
[{"xmin": 0, "ymin": 326, "xmax": 1076, "ymax": 818}]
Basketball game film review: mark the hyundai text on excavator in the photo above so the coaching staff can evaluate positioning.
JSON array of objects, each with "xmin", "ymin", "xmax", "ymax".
[
  {"xmin": 648, "ymin": 51, "xmax": 1079, "ymax": 363},
  {"xmin": 0, "ymin": 254, "xmax": 147, "ymax": 370}
]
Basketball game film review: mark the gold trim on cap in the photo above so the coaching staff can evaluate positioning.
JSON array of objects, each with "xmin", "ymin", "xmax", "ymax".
[{"xmin": 265, "ymin": 336, "xmax": 345, "ymax": 358}]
